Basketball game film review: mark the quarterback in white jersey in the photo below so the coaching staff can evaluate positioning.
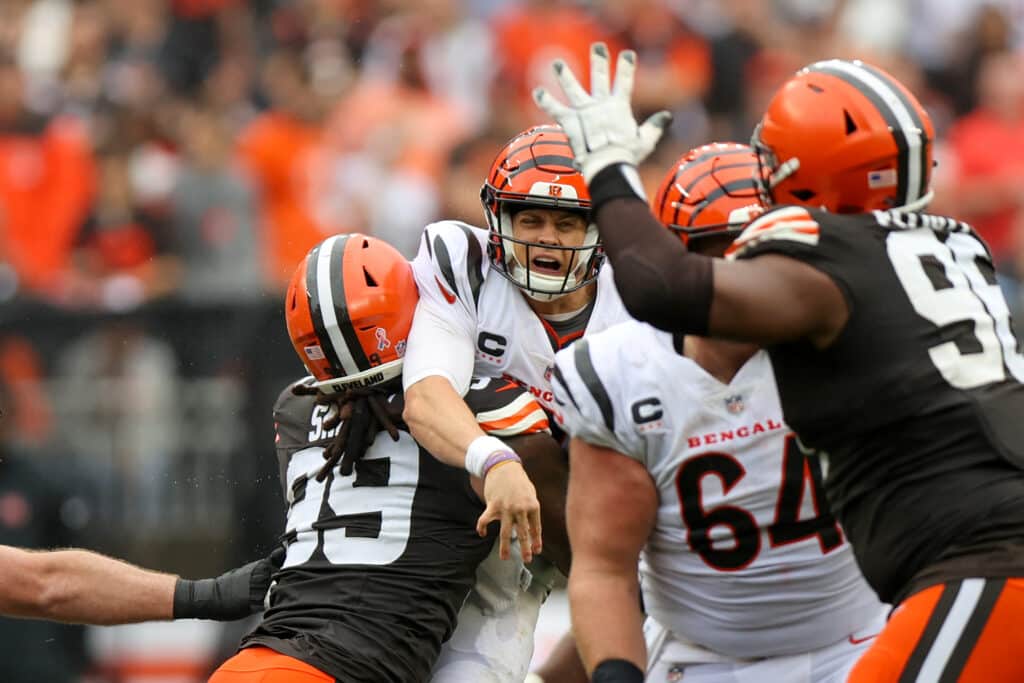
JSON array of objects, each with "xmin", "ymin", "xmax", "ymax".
[
  {"xmin": 549, "ymin": 144, "xmax": 885, "ymax": 683},
  {"xmin": 402, "ymin": 126, "xmax": 629, "ymax": 683}
]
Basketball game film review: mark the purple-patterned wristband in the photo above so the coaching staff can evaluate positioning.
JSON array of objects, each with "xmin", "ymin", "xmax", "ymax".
[{"xmin": 482, "ymin": 450, "xmax": 522, "ymax": 477}]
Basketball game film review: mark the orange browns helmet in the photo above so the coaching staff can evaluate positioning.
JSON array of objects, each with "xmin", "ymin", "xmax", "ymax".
[
  {"xmin": 753, "ymin": 59, "xmax": 935, "ymax": 214},
  {"xmin": 654, "ymin": 142, "xmax": 763, "ymax": 247},
  {"xmin": 481, "ymin": 125, "xmax": 603, "ymax": 301},
  {"xmin": 285, "ymin": 234, "xmax": 417, "ymax": 393}
]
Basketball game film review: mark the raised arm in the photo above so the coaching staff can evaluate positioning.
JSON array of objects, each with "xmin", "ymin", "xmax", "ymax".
[
  {"xmin": 533, "ymin": 42, "xmax": 848, "ymax": 348},
  {"xmin": 567, "ymin": 438, "xmax": 656, "ymax": 679},
  {"xmin": 592, "ymin": 194, "xmax": 847, "ymax": 347}
]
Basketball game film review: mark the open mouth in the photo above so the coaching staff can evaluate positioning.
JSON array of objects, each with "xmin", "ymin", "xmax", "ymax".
[{"xmin": 531, "ymin": 255, "xmax": 563, "ymax": 275}]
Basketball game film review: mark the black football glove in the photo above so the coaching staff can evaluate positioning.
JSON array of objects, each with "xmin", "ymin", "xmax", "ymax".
[{"xmin": 172, "ymin": 545, "xmax": 285, "ymax": 620}]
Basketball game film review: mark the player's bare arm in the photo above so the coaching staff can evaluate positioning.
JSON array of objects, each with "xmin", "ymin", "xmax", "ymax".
[
  {"xmin": 516, "ymin": 431, "xmax": 571, "ymax": 575},
  {"xmin": 465, "ymin": 430, "xmax": 570, "ymax": 574},
  {"xmin": 0, "ymin": 544, "xmax": 277, "ymax": 625},
  {"xmin": 567, "ymin": 437, "xmax": 656, "ymax": 678},
  {"xmin": 404, "ymin": 375, "xmax": 543, "ymax": 563},
  {"xmin": 531, "ymin": 631, "xmax": 588, "ymax": 683},
  {"xmin": 0, "ymin": 545, "xmax": 175, "ymax": 624},
  {"xmin": 404, "ymin": 375, "xmax": 489, "ymax": 470}
]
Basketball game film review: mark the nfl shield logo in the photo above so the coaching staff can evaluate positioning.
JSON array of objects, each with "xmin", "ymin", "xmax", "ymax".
[{"xmin": 724, "ymin": 394, "xmax": 745, "ymax": 415}]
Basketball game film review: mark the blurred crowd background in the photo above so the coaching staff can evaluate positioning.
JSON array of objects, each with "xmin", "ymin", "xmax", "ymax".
[{"xmin": 1, "ymin": 0, "xmax": 1023, "ymax": 680}]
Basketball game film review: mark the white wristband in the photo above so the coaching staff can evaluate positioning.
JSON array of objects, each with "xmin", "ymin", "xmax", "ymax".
[{"xmin": 465, "ymin": 435, "xmax": 513, "ymax": 478}]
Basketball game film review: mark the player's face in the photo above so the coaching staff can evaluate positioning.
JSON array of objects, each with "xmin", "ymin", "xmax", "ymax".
[{"xmin": 510, "ymin": 208, "xmax": 588, "ymax": 277}]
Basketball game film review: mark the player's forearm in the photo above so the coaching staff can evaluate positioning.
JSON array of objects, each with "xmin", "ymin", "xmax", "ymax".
[
  {"xmin": 568, "ymin": 569, "xmax": 646, "ymax": 674},
  {"xmin": 15, "ymin": 549, "xmax": 175, "ymax": 624},
  {"xmin": 522, "ymin": 442, "xmax": 571, "ymax": 574},
  {"xmin": 404, "ymin": 375, "xmax": 487, "ymax": 468},
  {"xmin": 534, "ymin": 630, "xmax": 588, "ymax": 683},
  {"xmin": 589, "ymin": 168, "xmax": 713, "ymax": 334}
]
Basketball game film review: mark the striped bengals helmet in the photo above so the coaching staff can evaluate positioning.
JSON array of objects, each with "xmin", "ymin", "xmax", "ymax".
[
  {"xmin": 285, "ymin": 234, "xmax": 417, "ymax": 393},
  {"xmin": 753, "ymin": 59, "xmax": 935, "ymax": 214},
  {"xmin": 481, "ymin": 125, "xmax": 602, "ymax": 302},
  {"xmin": 654, "ymin": 143, "xmax": 763, "ymax": 249}
]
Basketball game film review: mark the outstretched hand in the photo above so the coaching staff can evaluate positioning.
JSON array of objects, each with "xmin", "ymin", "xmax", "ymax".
[
  {"xmin": 533, "ymin": 42, "xmax": 671, "ymax": 182},
  {"xmin": 475, "ymin": 461, "xmax": 543, "ymax": 564}
]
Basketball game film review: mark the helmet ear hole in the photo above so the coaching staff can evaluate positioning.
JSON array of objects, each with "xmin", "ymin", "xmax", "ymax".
[
  {"xmin": 363, "ymin": 267, "xmax": 378, "ymax": 287},
  {"xmin": 790, "ymin": 189, "xmax": 817, "ymax": 201},
  {"xmin": 844, "ymin": 109, "xmax": 858, "ymax": 135}
]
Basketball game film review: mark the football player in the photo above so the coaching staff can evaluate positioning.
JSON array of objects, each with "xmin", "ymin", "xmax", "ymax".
[
  {"xmin": 401, "ymin": 125, "xmax": 632, "ymax": 681},
  {"xmin": 209, "ymin": 234, "xmax": 561, "ymax": 683},
  {"xmin": 551, "ymin": 143, "xmax": 885, "ymax": 683},
  {"xmin": 537, "ymin": 45, "xmax": 1024, "ymax": 683}
]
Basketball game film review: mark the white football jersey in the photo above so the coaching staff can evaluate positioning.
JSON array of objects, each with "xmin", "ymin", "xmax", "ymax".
[
  {"xmin": 552, "ymin": 320, "xmax": 884, "ymax": 659},
  {"xmin": 404, "ymin": 220, "xmax": 630, "ymax": 414}
]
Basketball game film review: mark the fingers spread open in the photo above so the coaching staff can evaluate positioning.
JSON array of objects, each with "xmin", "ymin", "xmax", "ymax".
[
  {"xmin": 612, "ymin": 49, "xmax": 637, "ymax": 99},
  {"xmin": 476, "ymin": 505, "xmax": 496, "ymax": 538},
  {"xmin": 516, "ymin": 514, "xmax": 534, "ymax": 564},
  {"xmin": 590, "ymin": 42, "xmax": 610, "ymax": 100},
  {"xmin": 553, "ymin": 59, "xmax": 591, "ymax": 108},
  {"xmin": 533, "ymin": 87, "xmax": 572, "ymax": 120},
  {"xmin": 529, "ymin": 507, "xmax": 543, "ymax": 555},
  {"xmin": 498, "ymin": 513, "xmax": 514, "ymax": 560}
]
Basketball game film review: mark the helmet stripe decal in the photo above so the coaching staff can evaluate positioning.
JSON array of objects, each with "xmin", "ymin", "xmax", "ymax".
[
  {"xmin": 502, "ymin": 154, "xmax": 578, "ymax": 185},
  {"xmin": 857, "ymin": 61, "xmax": 930, "ymax": 203},
  {"xmin": 661, "ymin": 148, "xmax": 753, "ymax": 227},
  {"xmin": 327, "ymin": 235, "xmax": 373, "ymax": 372},
  {"xmin": 678, "ymin": 161, "xmax": 759, "ymax": 227},
  {"xmin": 687, "ymin": 176, "xmax": 760, "ymax": 226},
  {"xmin": 314, "ymin": 234, "xmax": 360, "ymax": 376},
  {"xmin": 305, "ymin": 240, "xmax": 348, "ymax": 377},
  {"xmin": 808, "ymin": 60, "xmax": 925, "ymax": 209},
  {"xmin": 502, "ymin": 131, "xmax": 572, "ymax": 163}
]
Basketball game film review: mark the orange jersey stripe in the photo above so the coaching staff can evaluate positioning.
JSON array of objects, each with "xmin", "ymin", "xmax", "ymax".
[
  {"xmin": 478, "ymin": 400, "xmax": 547, "ymax": 431},
  {"xmin": 479, "ymin": 416, "xmax": 551, "ymax": 435}
]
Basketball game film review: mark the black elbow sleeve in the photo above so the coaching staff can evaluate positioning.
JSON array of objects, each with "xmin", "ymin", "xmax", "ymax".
[
  {"xmin": 612, "ymin": 245, "xmax": 713, "ymax": 335},
  {"xmin": 591, "ymin": 191, "xmax": 714, "ymax": 335}
]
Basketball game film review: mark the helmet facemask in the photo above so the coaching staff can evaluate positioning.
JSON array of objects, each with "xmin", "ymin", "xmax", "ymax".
[
  {"xmin": 482, "ymin": 185, "xmax": 603, "ymax": 302},
  {"xmin": 751, "ymin": 122, "xmax": 801, "ymax": 208}
]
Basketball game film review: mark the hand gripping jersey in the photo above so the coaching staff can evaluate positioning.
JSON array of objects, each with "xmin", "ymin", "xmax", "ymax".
[
  {"xmin": 242, "ymin": 376, "xmax": 549, "ymax": 683},
  {"xmin": 552, "ymin": 320, "xmax": 883, "ymax": 658},
  {"xmin": 730, "ymin": 206, "xmax": 1024, "ymax": 604},
  {"xmin": 404, "ymin": 221, "xmax": 630, "ymax": 414}
]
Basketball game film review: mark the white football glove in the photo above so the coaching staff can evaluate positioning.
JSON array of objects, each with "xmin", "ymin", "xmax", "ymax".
[{"xmin": 533, "ymin": 42, "xmax": 671, "ymax": 183}]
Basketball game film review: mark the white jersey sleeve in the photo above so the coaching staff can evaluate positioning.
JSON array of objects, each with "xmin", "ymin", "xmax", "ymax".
[
  {"xmin": 551, "ymin": 326, "xmax": 649, "ymax": 459},
  {"xmin": 403, "ymin": 221, "xmax": 489, "ymax": 395}
]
